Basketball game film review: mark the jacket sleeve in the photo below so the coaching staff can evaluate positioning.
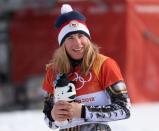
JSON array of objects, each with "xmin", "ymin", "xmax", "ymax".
[{"xmin": 82, "ymin": 81, "xmax": 131, "ymax": 122}]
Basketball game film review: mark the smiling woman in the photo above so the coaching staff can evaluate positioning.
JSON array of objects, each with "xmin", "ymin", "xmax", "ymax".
[
  {"xmin": 42, "ymin": 4, "xmax": 131, "ymax": 131},
  {"xmin": 64, "ymin": 33, "xmax": 88, "ymax": 60}
]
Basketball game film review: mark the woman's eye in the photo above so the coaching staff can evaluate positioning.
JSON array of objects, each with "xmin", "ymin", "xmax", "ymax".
[
  {"xmin": 78, "ymin": 34, "xmax": 84, "ymax": 38},
  {"xmin": 67, "ymin": 36, "xmax": 73, "ymax": 39}
]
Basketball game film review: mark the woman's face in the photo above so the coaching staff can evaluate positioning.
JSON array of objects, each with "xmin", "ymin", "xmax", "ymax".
[{"xmin": 64, "ymin": 33, "xmax": 89, "ymax": 60}]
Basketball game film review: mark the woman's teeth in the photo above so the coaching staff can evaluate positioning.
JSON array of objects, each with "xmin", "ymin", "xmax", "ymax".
[{"xmin": 74, "ymin": 48, "xmax": 81, "ymax": 51}]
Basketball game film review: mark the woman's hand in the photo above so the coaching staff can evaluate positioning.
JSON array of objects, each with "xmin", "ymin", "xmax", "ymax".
[
  {"xmin": 69, "ymin": 102, "xmax": 82, "ymax": 119},
  {"xmin": 51, "ymin": 100, "xmax": 71, "ymax": 121},
  {"xmin": 51, "ymin": 101, "xmax": 82, "ymax": 121}
]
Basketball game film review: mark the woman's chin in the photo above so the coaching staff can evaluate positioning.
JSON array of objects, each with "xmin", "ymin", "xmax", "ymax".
[{"xmin": 70, "ymin": 53, "xmax": 83, "ymax": 60}]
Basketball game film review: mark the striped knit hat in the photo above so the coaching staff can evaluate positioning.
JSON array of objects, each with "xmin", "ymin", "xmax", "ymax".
[{"xmin": 55, "ymin": 4, "xmax": 90, "ymax": 45}]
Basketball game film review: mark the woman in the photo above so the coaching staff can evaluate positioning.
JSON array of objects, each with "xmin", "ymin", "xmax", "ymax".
[{"xmin": 43, "ymin": 4, "xmax": 131, "ymax": 131}]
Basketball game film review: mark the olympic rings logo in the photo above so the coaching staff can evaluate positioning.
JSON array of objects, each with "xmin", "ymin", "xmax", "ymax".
[{"xmin": 69, "ymin": 72, "xmax": 92, "ymax": 90}]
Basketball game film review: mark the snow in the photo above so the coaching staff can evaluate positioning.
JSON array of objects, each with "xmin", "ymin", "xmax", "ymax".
[{"xmin": 0, "ymin": 103, "xmax": 159, "ymax": 131}]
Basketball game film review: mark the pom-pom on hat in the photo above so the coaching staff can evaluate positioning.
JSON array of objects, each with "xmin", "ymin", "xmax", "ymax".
[{"xmin": 55, "ymin": 4, "xmax": 90, "ymax": 45}]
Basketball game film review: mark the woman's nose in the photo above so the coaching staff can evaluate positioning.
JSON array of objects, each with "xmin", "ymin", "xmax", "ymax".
[{"xmin": 74, "ymin": 37, "xmax": 82, "ymax": 45}]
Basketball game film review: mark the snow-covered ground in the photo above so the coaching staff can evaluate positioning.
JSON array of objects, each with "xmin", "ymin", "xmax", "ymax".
[{"xmin": 0, "ymin": 103, "xmax": 159, "ymax": 131}]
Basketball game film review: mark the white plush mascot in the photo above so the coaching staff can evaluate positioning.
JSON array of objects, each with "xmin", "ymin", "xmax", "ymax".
[{"xmin": 54, "ymin": 73, "xmax": 76, "ymax": 126}]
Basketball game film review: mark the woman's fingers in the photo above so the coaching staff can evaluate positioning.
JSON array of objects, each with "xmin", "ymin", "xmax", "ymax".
[
  {"xmin": 55, "ymin": 114, "xmax": 70, "ymax": 121},
  {"xmin": 56, "ymin": 104, "xmax": 71, "ymax": 111},
  {"xmin": 51, "ymin": 101, "xmax": 72, "ymax": 120}
]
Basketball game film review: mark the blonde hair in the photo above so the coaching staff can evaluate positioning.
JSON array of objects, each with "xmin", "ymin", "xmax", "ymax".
[{"xmin": 46, "ymin": 41, "xmax": 99, "ymax": 75}]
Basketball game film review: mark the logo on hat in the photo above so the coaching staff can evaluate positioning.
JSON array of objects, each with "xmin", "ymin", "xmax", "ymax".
[{"xmin": 69, "ymin": 20, "xmax": 79, "ymax": 29}]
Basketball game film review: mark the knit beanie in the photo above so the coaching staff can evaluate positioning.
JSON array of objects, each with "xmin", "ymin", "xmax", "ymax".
[{"xmin": 55, "ymin": 4, "xmax": 90, "ymax": 45}]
